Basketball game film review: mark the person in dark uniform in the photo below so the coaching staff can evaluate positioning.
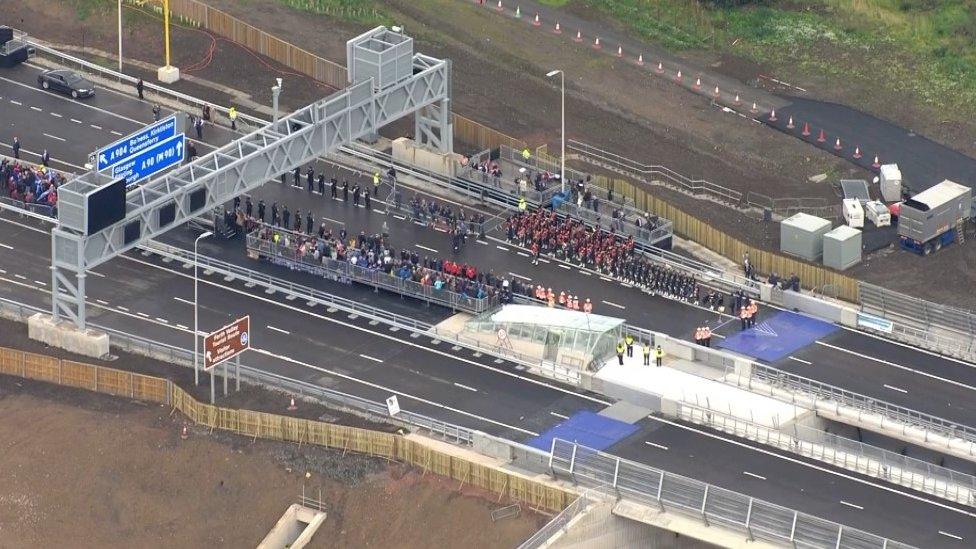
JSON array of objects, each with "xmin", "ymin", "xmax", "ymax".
[
  {"xmin": 233, "ymin": 195, "xmax": 241, "ymax": 212},
  {"xmin": 11, "ymin": 137, "xmax": 19, "ymax": 159},
  {"xmin": 342, "ymin": 180, "xmax": 349, "ymax": 201},
  {"xmin": 352, "ymin": 184, "xmax": 361, "ymax": 206},
  {"xmin": 306, "ymin": 211, "xmax": 313, "ymax": 234},
  {"xmin": 245, "ymin": 196, "xmax": 253, "ymax": 218},
  {"xmin": 294, "ymin": 209, "xmax": 302, "ymax": 232},
  {"xmin": 136, "ymin": 78, "xmax": 144, "ymax": 100},
  {"xmin": 257, "ymin": 199, "xmax": 265, "ymax": 223},
  {"xmin": 282, "ymin": 206, "xmax": 290, "ymax": 229},
  {"xmin": 271, "ymin": 202, "xmax": 279, "ymax": 226},
  {"xmin": 317, "ymin": 173, "xmax": 325, "ymax": 195},
  {"xmin": 41, "ymin": 149, "xmax": 50, "ymax": 167},
  {"xmin": 330, "ymin": 177, "xmax": 338, "ymax": 199},
  {"xmin": 364, "ymin": 189, "xmax": 371, "ymax": 210},
  {"xmin": 306, "ymin": 167, "xmax": 314, "ymax": 192},
  {"xmin": 292, "ymin": 167, "xmax": 301, "ymax": 187},
  {"xmin": 280, "ymin": 172, "xmax": 287, "ymax": 185}
]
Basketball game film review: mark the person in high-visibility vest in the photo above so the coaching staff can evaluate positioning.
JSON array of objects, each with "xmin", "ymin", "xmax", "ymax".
[
  {"xmin": 521, "ymin": 147, "xmax": 531, "ymax": 161},
  {"xmin": 748, "ymin": 300, "xmax": 759, "ymax": 326},
  {"xmin": 583, "ymin": 298, "xmax": 593, "ymax": 314},
  {"xmin": 558, "ymin": 291, "xmax": 567, "ymax": 307},
  {"xmin": 655, "ymin": 345, "xmax": 664, "ymax": 367},
  {"xmin": 616, "ymin": 341, "xmax": 625, "ymax": 366},
  {"xmin": 624, "ymin": 334, "xmax": 634, "ymax": 357},
  {"xmin": 518, "ymin": 197, "xmax": 528, "ymax": 212},
  {"xmin": 372, "ymin": 172, "xmax": 381, "ymax": 195},
  {"xmin": 228, "ymin": 106, "xmax": 238, "ymax": 130},
  {"xmin": 642, "ymin": 342, "xmax": 651, "ymax": 366}
]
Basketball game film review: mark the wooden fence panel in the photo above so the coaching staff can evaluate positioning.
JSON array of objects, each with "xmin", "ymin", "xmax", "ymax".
[
  {"xmin": 0, "ymin": 348, "xmax": 25, "ymax": 376},
  {"xmin": 24, "ymin": 353, "xmax": 59, "ymax": 383}
]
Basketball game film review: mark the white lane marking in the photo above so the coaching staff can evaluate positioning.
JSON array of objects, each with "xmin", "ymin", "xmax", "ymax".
[
  {"xmin": 516, "ymin": 251, "xmax": 529, "ymax": 257},
  {"xmin": 30, "ymin": 106, "xmax": 42, "ymax": 112},
  {"xmin": 136, "ymin": 312, "xmax": 150, "ymax": 318},
  {"xmin": 372, "ymin": 209, "xmax": 385, "ymax": 215},
  {"xmin": 601, "ymin": 300, "xmax": 626, "ymax": 310},
  {"xmin": 743, "ymin": 471, "xmax": 766, "ymax": 480},
  {"xmin": 508, "ymin": 271, "xmax": 532, "ymax": 281},
  {"xmin": 496, "ymin": 245, "xmax": 509, "ymax": 251},
  {"xmin": 13, "ymin": 274, "xmax": 26, "ymax": 280},
  {"xmin": 120, "ymin": 254, "xmax": 609, "ymax": 406},
  {"xmin": 155, "ymin": 317, "xmax": 169, "ymax": 324},
  {"xmin": 90, "ymin": 124, "xmax": 102, "ymax": 130},
  {"xmin": 173, "ymin": 296, "xmax": 194, "ymax": 305},
  {"xmin": 558, "ymin": 264, "xmax": 571, "ymax": 270},
  {"xmin": 788, "ymin": 356, "xmax": 812, "ymax": 365},
  {"xmin": 117, "ymin": 306, "xmax": 129, "ymax": 312},
  {"xmin": 176, "ymin": 324, "xmax": 189, "ymax": 330},
  {"xmin": 33, "ymin": 280, "xmax": 46, "ymax": 286},
  {"xmin": 9, "ymin": 100, "xmax": 21, "ymax": 105},
  {"xmin": 392, "ymin": 214, "xmax": 406, "ymax": 220},
  {"xmin": 43, "ymin": 133, "xmax": 66, "ymax": 142},
  {"xmin": 549, "ymin": 411, "xmax": 569, "ymax": 420},
  {"xmin": 110, "ymin": 130, "xmax": 123, "ymax": 136},
  {"xmin": 95, "ymin": 299, "xmax": 109, "ymax": 305},
  {"xmin": 49, "ymin": 112, "xmax": 62, "ymax": 118},
  {"xmin": 884, "ymin": 384, "xmax": 909, "ymax": 394},
  {"xmin": 453, "ymin": 382, "xmax": 478, "ymax": 392},
  {"xmin": 266, "ymin": 325, "xmax": 290, "ymax": 335},
  {"xmin": 0, "ymin": 269, "xmax": 5, "ymax": 274},
  {"xmin": 600, "ymin": 276, "xmax": 612, "ymax": 282},
  {"xmin": 644, "ymin": 441, "xmax": 669, "ymax": 451},
  {"xmin": 415, "ymin": 243, "xmax": 438, "ymax": 253},
  {"xmin": 359, "ymin": 353, "xmax": 384, "ymax": 363},
  {"xmin": 816, "ymin": 341, "xmax": 976, "ymax": 393},
  {"xmin": 647, "ymin": 415, "xmax": 976, "ymax": 520},
  {"xmin": 477, "ymin": 240, "xmax": 488, "ymax": 245},
  {"xmin": 88, "ymin": 270, "xmax": 106, "ymax": 278},
  {"xmin": 537, "ymin": 258, "xmax": 550, "ymax": 264},
  {"xmin": 578, "ymin": 270, "xmax": 592, "ymax": 276},
  {"xmin": 71, "ymin": 118, "xmax": 82, "ymax": 124},
  {"xmin": 839, "ymin": 500, "xmax": 863, "ymax": 510},
  {"xmin": 0, "ymin": 242, "xmax": 13, "ymax": 250},
  {"xmin": 939, "ymin": 531, "xmax": 963, "ymax": 541}
]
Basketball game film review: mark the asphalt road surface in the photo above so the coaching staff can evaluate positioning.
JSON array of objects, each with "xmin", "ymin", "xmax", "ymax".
[{"xmin": 2, "ymin": 61, "xmax": 975, "ymax": 546}]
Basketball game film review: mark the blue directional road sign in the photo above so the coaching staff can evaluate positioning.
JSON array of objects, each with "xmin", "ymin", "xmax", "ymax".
[
  {"xmin": 96, "ymin": 114, "xmax": 181, "ymax": 171},
  {"xmin": 110, "ymin": 134, "xmax": 185, "ymax": 186}
]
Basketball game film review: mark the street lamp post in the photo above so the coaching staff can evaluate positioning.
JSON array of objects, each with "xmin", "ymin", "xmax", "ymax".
[
  {"xmin": 272, "ymin": 78, "xmax": 282, "ymax": 125},
  {"xmin": 546, "ymin": 69, "xmax": 566, "ymax": 195},
  {"xmin": 117, "ymin": 0, "xmax": 123, "ymax": 73},
  {"xmin": 193, "ymin": 231, "xmax": 213, "ymax": 386}
]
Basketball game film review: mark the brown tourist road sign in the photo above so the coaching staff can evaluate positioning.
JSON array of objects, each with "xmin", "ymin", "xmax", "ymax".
[{"xmin": 204, "ymin": 316, "xmax": 250, "ymax": 371}]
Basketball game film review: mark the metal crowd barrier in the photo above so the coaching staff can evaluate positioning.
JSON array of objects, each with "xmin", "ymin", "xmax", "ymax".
[
  {"xmin": 549, "ymin": 438, "xmax": 914, "ymax": 549},
  {"xmin": 516, "ymin": 491, "xmax": 591, "ymax": 549}
]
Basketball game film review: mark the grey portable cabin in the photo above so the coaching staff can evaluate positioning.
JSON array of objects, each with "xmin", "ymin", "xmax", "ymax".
[{"xmin": 897, "ymin": 180, "xmax": 971, "ymax": 244}]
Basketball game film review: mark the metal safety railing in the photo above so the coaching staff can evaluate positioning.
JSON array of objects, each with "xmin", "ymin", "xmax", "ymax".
[
  {"xmin": 549, "ymin": 438, "xmax": 915, "ymax": 549},
  {"xmin": 244, "ymin": 230, "xmax": 497, "ymax": 315},
  {"xmin": 517, "ymin": 489, "xmax": 592, "ymax": 549}
]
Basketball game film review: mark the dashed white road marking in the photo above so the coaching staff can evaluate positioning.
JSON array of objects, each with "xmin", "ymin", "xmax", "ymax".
[
  {"xmin": 136, "ymin": 312, "xmax": 150, "ymax": 318},
  {"xmin": 110, "ymin": 130, "xmax": 123, "ymax": 136},
  {"xmin": 578, "ymin": 270, "xmax": 592, "ymax": 276},
  {"xmin": 173, "ymin": 297, "xmax": 195, "ymax": 306},
  {"xmin": 788, "ymin": 356, "xmax": 811, "ymax": 365},
  {"xmin": 117, "ymin": 306, "xmax": 129, "ymax": 312},
  {"xmin": 884, "ymin": 384, "xmax": 909, "ymax": 394},
  {"xmin": 33, "ymin": 280, "xmax": 46, "ymax": 286},
  {"xmin": 549, "ymin": 411, "xmax": 569, "ymax": 420},
  {"xmin": 743, "ymin": 471, "xmax": 766, "ymax": 481},
  {"xmin": 508, "ymin": 272, "xmax": 532, "ymax": 281},
  {"xmin": 266, "ymin": 325, "xmax": 290, "ymax": 335},
  {"xmin": 817, "ymin": 341, "xmax": 976, "ymax": 393},
  {"xmin": 839, "ymin": 500, "xmax": 863, "ymax": 510},
  {"xmin": 90, "ymin": 124, "xmax": 102, "ymax": 130},
  {"xmin": 155, "ymin": 317, "xmax": 169, "ymax": 324},
  {"xmin": 176, "ymin": 324, "xmax": 189, "ymax": 330},
  {"xmin": 49, "ymin": 112, "xmax": 62, "ymax": 118},
  {"xmin": 600, "ymin": 276, "xmax": 612, "ymax": 282},
  {"xmin": 453, "ymin": 382, "xmax": 478, "ymax": 392},
  {"xmin": 415, "ymin": 244, "xmax": 438, "ymax": 253},
  {"xmin": 30, "ymin": 106, "xmax": 42, "ymax": 112},
  {"xmin": 496, "ymin": 245, "xmax": 509, "ymax": 251},
  {"xmin": 558, "ymin": 264, "xmax": 571, "ymax": 269},
  {"xmin": 13, "ymin": 274, "xmax": 26, "ymax": 280},
  {"xmin": 9, "ymin": 100, "xmax": 21, "ymax": 105},
  {"xmin": 43, "ymin": 133, "xmax": 66, "ymax": 142},
  {"xmin": 0, "ymin": 242, "xmax": 13, "ymax": 250},
  {"xmin": 70, "ymin": 118, "xmax": 82, "ymax": 124},
  {"xmin": 644, "ymin": 441, "xmax": 669, "ymax": 451},
  {"xmin": 95, "ymin": 299, "xmax": 109, "ymax": 305},
  {"xmin": 601, "ymin": 300, "xmax": 626, "ymax": 310},
  {"xmin": 359, "ymin": 353, "xmax": 384, "ymax": 363},
  {"xmin": 88, "ymin": 270, "xmax": 106, "ymax": 278},
  {"xmin": 939, "ymin": 531, "xmax": 963, "ymax": 541},
  {"xmin": 516, "ymin": 251, "xmax": 529, "ymax": 257}
]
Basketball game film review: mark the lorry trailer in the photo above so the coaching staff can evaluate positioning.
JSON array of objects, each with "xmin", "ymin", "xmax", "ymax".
[{"xmin": 897, "ymin": 179, "xmax": 972, "ymax": 255}]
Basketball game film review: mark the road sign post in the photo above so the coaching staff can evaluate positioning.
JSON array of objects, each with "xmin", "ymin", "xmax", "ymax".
[{"xmin": 204, "ymin": 316, "xmax": 250, "ymax": 404}]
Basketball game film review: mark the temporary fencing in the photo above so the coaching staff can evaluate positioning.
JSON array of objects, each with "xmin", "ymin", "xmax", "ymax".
[{"xmin": 0, "ymin": 344, "xmax": 576, "ymax": 514}]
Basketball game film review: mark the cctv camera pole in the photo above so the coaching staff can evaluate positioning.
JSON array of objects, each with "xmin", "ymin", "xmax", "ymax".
[{"xmin": 272, "ymin": 79, "xmax": 282, "ymax": 125}]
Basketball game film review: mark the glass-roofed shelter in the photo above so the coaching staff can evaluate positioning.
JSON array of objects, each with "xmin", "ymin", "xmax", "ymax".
[{"xmin": 465, "ymin": 304, "xmax": 624, "ymax": 369}]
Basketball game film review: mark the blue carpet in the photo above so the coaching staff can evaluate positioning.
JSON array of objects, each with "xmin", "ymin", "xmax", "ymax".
[
  {"xmin": 524, "ymin": 410, "xmax": 639, "ymax": 452},
  {"xmin": 718, "ymin": 311, "xmax": 838, "ymax": 362}
]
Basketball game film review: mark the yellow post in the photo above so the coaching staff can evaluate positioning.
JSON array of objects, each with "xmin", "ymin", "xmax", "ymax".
[{"xmin": 163, "ymin": 0, "xmax": 171, "ymax": 67}]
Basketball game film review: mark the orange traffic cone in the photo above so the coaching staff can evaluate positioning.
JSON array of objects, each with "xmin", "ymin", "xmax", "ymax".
[
  {"xmin": 693, "ymin": 77, "xmax": 701, "ymax": 90},
  {"xmin": 573, "ymin": 30, "xmax": 582, "ymax": 42},
  {"xmin": 496, "ymin": 1, "xmax": 503, "ymax": 11},
  {"xmin": 515, "ymin": 6, "xmax": 521, "ymax": 17},
  {"xmin": 750, "ymin": 102, "xmax": 758, "ymax": 114},
  {"xmin": 734, "ymin": 94, "xmax": 741, "ymax": 106},
  {"xmin": 713, "ymin": 86, "xmax": 720, "ymax": 98},
  {"xmin": 616, "ymin": 45, "xmax": 623, "ymax": 57},
  {"xmin": 834, "ymin": 138, "xmax": 842, "ymax": 151},
  {"xmin": 553, "ymin": 21, "xmax": 561, "ymax": 34},
  {"xmin": 769, "ymin": 109, "xmax": 778, "ymax": 122},
  {"xmin": 675, "ymin": 69, "xmax": 682, "ymax": 81},
  {"xmin": 593, "ymin": 37, "xmax": 602, "ymax": 49},
  {"xmin": 801, "ymin": 122, "xmax": 811, "ymax": 136},
  {"xmin": 655, "ymin": 61, "xmax": 664, "ymax": 74},
  {"xmin": 533, "ymin": 13, "xmax": 541, "ymax": 26},
  {"xmin": 637, "ymin": 54, "xmax": 644, "ymax": 66},
  {"xmin": 872, "ymin": 155, "xmax": 881, "ymax": 169},
  {"xmin": 287, "ymin": 398, "xmax": 298, "ymax": 411},
  {"xmin": 853, "ymin": 146, "xmax": 862, "ymax": 159},
  {"xmin": 181, "ymin": 424, "xmax": 188, "ymax": 440},
  {"xmin": 786, "ymin": 116, "xmax": 795, "ymax": 129},
  {"xmin": 816, "ymin": 129, "xmax": 826, "ymax": 143}
]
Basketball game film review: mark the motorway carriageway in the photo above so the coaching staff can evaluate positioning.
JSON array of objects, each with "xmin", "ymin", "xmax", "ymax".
[
  {"xmin": 2, "ymin": 61, "xmax": 976, "ymax": 545},
  {"xmin": 1, "ymin": 213, "xmax": 975, "ymax": 548}
]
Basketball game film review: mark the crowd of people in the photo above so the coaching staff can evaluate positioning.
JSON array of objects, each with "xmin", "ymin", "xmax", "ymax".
[{"xmin": 1, "ymin": 158, "xmax": 65, "ymax": 214}]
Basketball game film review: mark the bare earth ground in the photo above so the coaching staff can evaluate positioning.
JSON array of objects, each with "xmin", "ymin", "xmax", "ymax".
[{"xmin": 7, "ymin": 0, "xmax": 974, "ymax": 306}]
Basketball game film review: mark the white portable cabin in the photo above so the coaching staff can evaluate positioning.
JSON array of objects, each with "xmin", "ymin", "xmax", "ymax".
[
  {"xmin": 842, "ymin": 198, "xmax": 864, "ymax": 228},
  {"xmin": 879, "ymin": 164, "xmax": 902, "ymax": 202},
  {"xmin": 864, "ymin": 200, "xmax": 891, "ymax": 227}
]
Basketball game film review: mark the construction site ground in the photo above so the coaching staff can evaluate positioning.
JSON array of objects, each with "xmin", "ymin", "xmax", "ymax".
[
  {"xmin": 9, "ymin": 0, "xmax": 975, "ymax": 306},
  {"xmin": 0, "ymin": 316, "xmax": 544, "ymax": 548}
]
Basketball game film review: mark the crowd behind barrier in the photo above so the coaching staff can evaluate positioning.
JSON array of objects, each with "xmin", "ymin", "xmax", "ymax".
[{"xmin": 1, "ymin": 158, "xmax": 63, "ymax": 218}]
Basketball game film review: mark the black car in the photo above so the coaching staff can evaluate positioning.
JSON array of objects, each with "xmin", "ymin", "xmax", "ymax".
[{"xmin": 37, "ymin": 69, "xmax": 95, "ymax": 99}]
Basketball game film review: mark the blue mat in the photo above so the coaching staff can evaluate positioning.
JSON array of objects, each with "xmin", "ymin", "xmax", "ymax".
[
  {"xmin": 524, "ymin": 410, "xmax": 639, "ymax": 451},
  {"xmin": 718, "ymin": 311, "xmax": 838, "ymax": 362}
]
